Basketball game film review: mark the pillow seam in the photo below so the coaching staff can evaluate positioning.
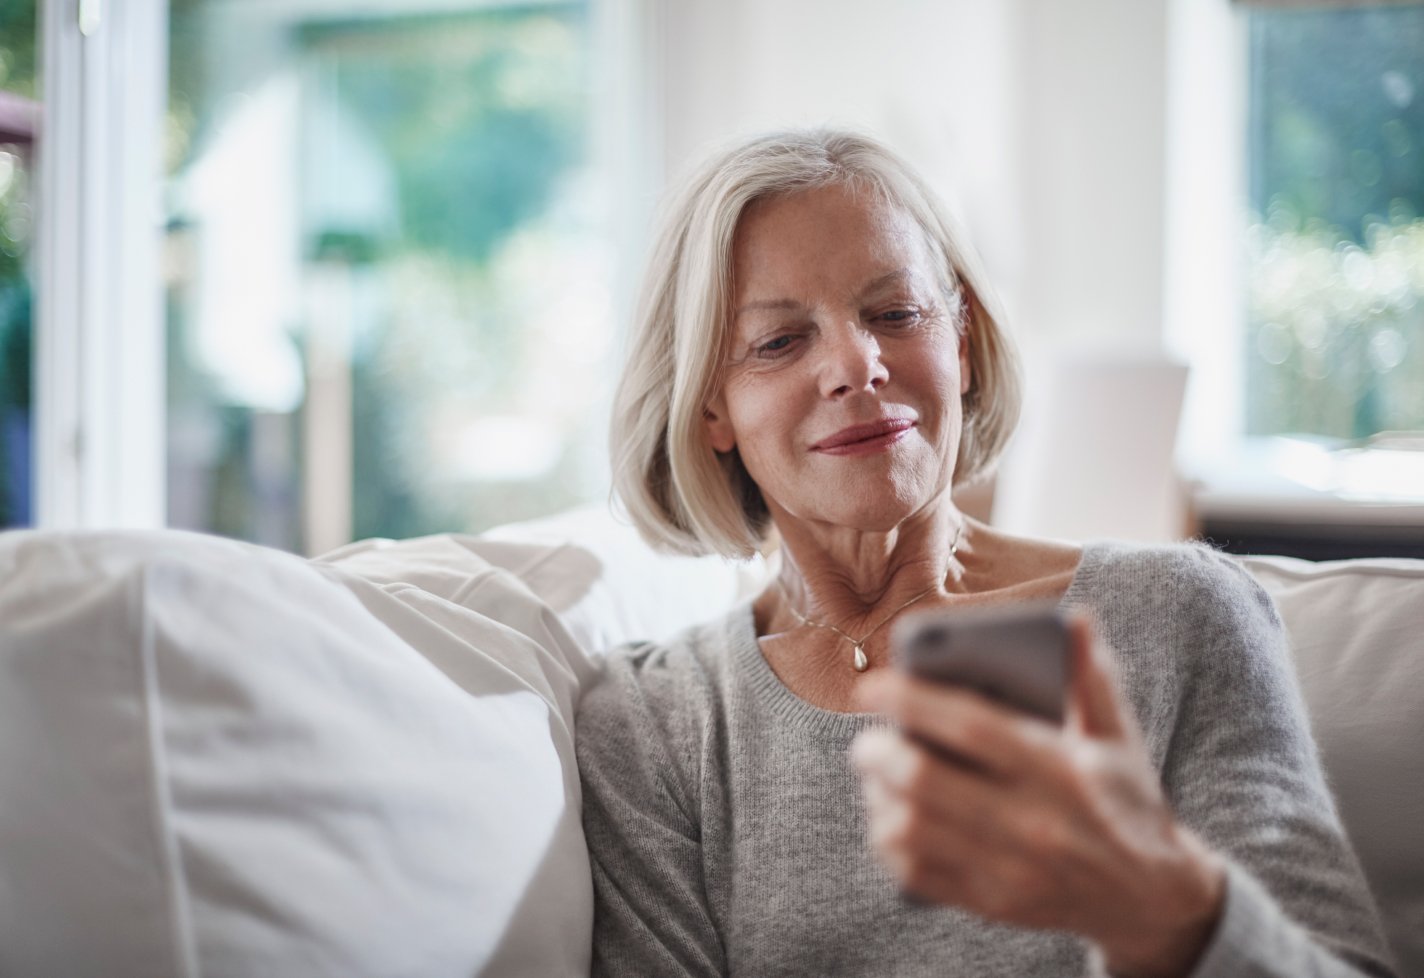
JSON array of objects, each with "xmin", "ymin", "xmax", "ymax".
[{"xmin": 135, "ymin": 566, "xmax": 203, "ymax": 978}]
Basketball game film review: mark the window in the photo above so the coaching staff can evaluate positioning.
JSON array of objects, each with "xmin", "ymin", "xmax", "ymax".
[
  {"xmin": 0, "ymin": 1, "xmax": 36, "ymax": 529},
  {"xmin": 1243, "ymin": 3, "xmax": 1424, "ymax": 441},
  {"xmin": 165, "ymin": 0, "xmax": 623, "ymax": 553}
]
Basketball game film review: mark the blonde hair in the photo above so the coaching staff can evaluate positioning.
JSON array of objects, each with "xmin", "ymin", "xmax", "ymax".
[{"xmin": 610, "ymin": 128, "xmax": 1022, "ymax": 559}]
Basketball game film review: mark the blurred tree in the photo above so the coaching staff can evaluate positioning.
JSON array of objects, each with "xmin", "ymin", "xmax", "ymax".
[
  {"xmin": 0, "ymin": 0, "xmax": 35, "ymax": 526},
  {"xmin": 0, "ymin": 0, "xmax": 37, "ymax": 98},
  {"xmin": 162, "ymin": 3, "xmax": 597, "ymax": 548},
  {"xmin": 1249, "ymin": 5, "xmax": 1423, "ymax": 237},
  {"xmin": 1246, "ymin": 4, "xmax": 1424, "ymax": 441},
  {"xmin": 306, "ymin": 10, "xmax": 583, "ymax": 264},
  {"xmin": 303, "ymin": 8, "xmax": 590, "ymax": 541}
]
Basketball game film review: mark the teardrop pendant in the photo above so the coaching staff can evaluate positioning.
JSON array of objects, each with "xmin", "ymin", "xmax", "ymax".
[{"xmin": 852, "ymin": 644, "xmax": 869, "ymax": 672}]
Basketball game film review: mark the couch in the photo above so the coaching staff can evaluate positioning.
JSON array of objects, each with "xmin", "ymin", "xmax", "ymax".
[{"xmin": 0, "ymin": 505, "xmax": 1419, "ymax": 976}]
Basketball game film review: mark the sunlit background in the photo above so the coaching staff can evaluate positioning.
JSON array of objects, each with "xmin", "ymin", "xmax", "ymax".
[
  {"xmin": 1244, "ymin": 7, "xmax": 1424, "ymax": 440},
  {"xmin": 1, "ymin": 0, "xmax": 1422, "ymax": 552},
  {"xmin": 163, "ymin": 1, "xmax": 613, "ymax": 552}
]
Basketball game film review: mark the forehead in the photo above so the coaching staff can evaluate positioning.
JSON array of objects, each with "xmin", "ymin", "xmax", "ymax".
[{"xmin": 730, "ymin": 183, "xmax": 936, "ymax": 301}]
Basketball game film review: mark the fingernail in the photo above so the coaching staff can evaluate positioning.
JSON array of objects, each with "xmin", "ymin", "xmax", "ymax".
[
  {"xmin": 849, "ymin": 733, "xmax": 873, "ymax": 769},
  {"xmin": 849, "ymin": 729, "xmax": 886, "ymax": 770}
]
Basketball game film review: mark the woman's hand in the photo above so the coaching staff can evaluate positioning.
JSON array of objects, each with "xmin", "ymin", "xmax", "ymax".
[{"xmin": 850, "ymin": 616, "xmax": 1226, "ymax": 978}]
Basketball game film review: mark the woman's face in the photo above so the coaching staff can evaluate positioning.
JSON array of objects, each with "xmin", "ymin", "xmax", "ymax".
[{"xmin": 705, "ymin": 182, "xmax": 971, "ymax": 533}]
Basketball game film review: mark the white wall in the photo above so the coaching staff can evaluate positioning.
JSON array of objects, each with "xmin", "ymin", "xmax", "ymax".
[
  {"xmin": 1017, "ymin": 0, "xmax": 1170, "ymax": 349},
  {"xmin": 653, "ymin": 0, "xmax": 1175, "ymax": 356},
  {"xmin": 656, "ymin": 0, "xmax": 1027, "ymax": 319}
]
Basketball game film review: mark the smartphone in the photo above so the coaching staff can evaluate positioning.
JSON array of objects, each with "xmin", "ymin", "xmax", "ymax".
[{"xmin": 891, "ymin": 602, "xmax": 1070, "ymax": 724}]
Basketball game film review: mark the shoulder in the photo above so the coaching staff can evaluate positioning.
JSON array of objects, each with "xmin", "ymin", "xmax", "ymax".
[
  {"xmin": 1071, "ymin": 540, "xmax": 1288, "ymax": 681},
  {"xmin": 577, "ymin": 610, "xmax": 734, "ymax": 727},
  {"xmin": 1078, "ymin": 539, "xmax": 1280, "ymax": 624},
  {"xmin": 574, "ymin": 606, "xmax": 745, "ymax": 781},
  {"xmin": 1077, "ymin": 540, "xmax": 1291, "ymax": 690}
]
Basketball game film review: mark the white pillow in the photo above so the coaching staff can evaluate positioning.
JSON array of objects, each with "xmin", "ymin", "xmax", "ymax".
[
  {"xmin": 0, "ymin": 529, "xmax": 593, "ymax": 978},
  {"xmin": 475, "ymin": 503, "xmax": 766, "ymax": 652},
  {"xmin": 1242, "ymin": 555, "xmax": 1424, "ymax": 977}
]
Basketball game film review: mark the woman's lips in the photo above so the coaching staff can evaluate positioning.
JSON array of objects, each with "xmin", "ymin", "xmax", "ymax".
[{"xmin": 811, "ymin": 419, "xmax": 915, "ymax": 456}]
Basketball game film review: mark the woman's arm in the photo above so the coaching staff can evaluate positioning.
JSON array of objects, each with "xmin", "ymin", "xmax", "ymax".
[
  {"xmin": 850, "ymin": 551, "xmax": 1396, "ymax": 978},
  {"xmin": 575, "ymin": 645, "xmax": 726, "ymax": 978},
  {"xmin": 1153, "ymin": 553, "xmax": 1395, "ymax": 978}
]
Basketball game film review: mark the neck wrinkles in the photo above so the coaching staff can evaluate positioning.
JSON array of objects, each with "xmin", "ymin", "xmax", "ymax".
[{"xmin": 772, "ymin": 502, "xmax": 967, "ymax": 635}]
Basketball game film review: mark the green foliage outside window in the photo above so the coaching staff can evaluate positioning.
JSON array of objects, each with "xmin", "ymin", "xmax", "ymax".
[
  {"xmin": 1246, "ymin": 4, "xmax": 1424, "ymax": 440},
  {"xmin": 0, "ymin": 0, "xmax": 36, "ymax": 99},
  {"xmin": 166, "ymin": 4, "xmax": 598, "ymax": 550},
  {"xmin": 0, "ymin": 0, "xmax": 34, "ymax": 527}
]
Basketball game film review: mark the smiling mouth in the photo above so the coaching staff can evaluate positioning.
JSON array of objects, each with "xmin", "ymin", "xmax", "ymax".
[{"xmin": 811, "ymin": 419, "xmax": 915, "ymax": 454}]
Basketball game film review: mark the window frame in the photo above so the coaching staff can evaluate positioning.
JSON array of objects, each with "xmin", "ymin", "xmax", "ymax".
[
  {"xmin": 36, "ymin": 0, "xmax": 168, "ymax": 528},
  {"xmin": 1163, "ymin": 0, "xmax": 1250, "ymax": 474}
]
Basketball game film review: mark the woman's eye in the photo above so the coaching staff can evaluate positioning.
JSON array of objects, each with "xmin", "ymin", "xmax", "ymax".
[
  {"xmin": 757, "ymin": 335, "xmax": 797, "ymax": 355},
  {"xmin": 878, "ymin": 309, "xmax": 921, "ymax": 325}
]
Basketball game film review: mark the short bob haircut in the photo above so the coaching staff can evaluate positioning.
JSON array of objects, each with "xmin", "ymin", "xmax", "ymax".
[{"xmin": 611, "ymin": 128, "xmax": 1022, "ymax": 560}]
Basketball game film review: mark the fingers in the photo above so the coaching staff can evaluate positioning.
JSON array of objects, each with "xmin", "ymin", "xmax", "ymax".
[
  {"xmin": 851, "ymin": 728, "xmax": 1004, "ymax": 828},
  {"xmin": 852, "ymin": 732, "xmax": 994, "ymax": 904},
  {"xmin": 851, "ymin": 729, "xmax": 1077, "ymax": 925},
  {"xmin": 854, "ymin": 671, "xmax": 1064, "ymax": 780}
]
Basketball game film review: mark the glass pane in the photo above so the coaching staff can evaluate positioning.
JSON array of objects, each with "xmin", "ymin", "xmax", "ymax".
[
  {"xmin": 1245, "ymin": 4, "xmax": 1424, "ymax": 440},
  {"xmin": 0, "ymin": 0, "xmax": 37, "ymax": 530},
  {"xmin": 166, "ymin": 1, "xmax": 609, "ymax": 553}
]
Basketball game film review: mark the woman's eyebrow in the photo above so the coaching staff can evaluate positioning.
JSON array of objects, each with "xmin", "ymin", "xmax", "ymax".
[
  {"xmin": 733, "ymin": 297, "xmax": 804, "ymax": 319},
  {"xmin": 734, "ymin": 268, "xmax": 916, "ymax": 320},
  {"xmin": 856, "ymin": 268, "xmax": 914, "ymax": 297}
]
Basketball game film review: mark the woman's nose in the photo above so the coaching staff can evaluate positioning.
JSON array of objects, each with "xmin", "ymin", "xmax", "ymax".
[{"xmin": 819, "ymin": 322, "xmax": 889, "ymax": 398}]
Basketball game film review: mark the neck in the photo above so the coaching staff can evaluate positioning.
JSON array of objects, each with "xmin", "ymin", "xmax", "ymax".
[{"xmin": 772, "ymin": 501, "xmax": 968, "ymax": 635}]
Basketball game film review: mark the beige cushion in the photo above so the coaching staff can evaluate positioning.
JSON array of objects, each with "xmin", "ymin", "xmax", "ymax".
[{"xmin": 1241, "ymin": 555, "xmax": 1424, "ymax": 977}]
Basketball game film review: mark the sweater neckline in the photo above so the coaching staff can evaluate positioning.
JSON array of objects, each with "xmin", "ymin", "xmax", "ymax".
[{"xmin": 726, "ymin": 541, "xmax": 1109, "ymax": 739}]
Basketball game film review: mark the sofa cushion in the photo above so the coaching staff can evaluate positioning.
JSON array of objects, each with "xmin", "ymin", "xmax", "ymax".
[
  {"xmin": 1241, "ymin": 555, "xmax": 1424, "ymax": 977},
  {"xmin": 0, "ymin": 529, "xmax": 593, "ymax": 978}
]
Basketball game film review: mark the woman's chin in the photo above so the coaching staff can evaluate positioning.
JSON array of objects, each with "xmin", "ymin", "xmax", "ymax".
[{"xmin": 793, "ymin": 499, "xmax": 932, "ymax": 536}]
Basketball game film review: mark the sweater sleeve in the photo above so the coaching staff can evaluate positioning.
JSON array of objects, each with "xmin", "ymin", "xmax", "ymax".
[
  {"xmin": 575, "ymin": 643, "xmax": 726, "ymax": 978},
  {"xmin": 1158, "ymin": 548, "xmax": 1397, "ymax": 978}
]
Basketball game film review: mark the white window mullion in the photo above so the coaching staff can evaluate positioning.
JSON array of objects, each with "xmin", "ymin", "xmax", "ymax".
[
  {"xmin": 1163, "ymin": 0, "xmax": 1249, "ymax": 472},
  {"xmin": 35, "ymin": 0, "xmax": 82, "ymax": 527},
  {"xmin": 37, "ymin": 0, "xmax": 167, "ymax": 529}
]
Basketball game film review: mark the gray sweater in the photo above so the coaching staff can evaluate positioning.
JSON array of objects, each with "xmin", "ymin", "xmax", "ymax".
[{"xmin": 575, "ymin": 542, "xmax": 1396, "ymax": 977}]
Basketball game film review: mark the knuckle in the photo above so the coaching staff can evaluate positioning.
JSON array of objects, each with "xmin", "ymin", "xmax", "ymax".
[
  {"xmin": 955, "ymin": 708, "xmax": 992, "ymax": 745},
  {"xmin": 1021, "ymin": 811, "xmax": 1068, "ymax": 856},
  {"xmin": 903, "ymin": 749, "xmax": 936, "ymax": 797},
  {"xmin": 1052, "ymin": 742, "xmax": 1096, "ymax": 798}
]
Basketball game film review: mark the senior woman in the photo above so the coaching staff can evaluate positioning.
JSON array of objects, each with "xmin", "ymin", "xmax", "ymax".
[{"xmin": 575, "ymin": 129, "xmax": 1395, "ymax": 978}]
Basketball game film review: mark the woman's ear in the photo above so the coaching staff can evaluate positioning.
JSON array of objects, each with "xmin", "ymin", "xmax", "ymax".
[
  {"xmin": 958, "ymin": 328, "xmax": 973, "ymax": 397},
  {"xmin": 704, "ymin": 395, "xmax": 736, "ymax": 453},
  {"xmin": 956, "ymin": 288, "xmax": 976, "ymax": 397}
]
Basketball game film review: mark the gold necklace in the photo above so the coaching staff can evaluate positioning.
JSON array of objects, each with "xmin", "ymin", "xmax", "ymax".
[{"xmin": 775, "ymin": 521, "xmax": 965, "ymax": 672}]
